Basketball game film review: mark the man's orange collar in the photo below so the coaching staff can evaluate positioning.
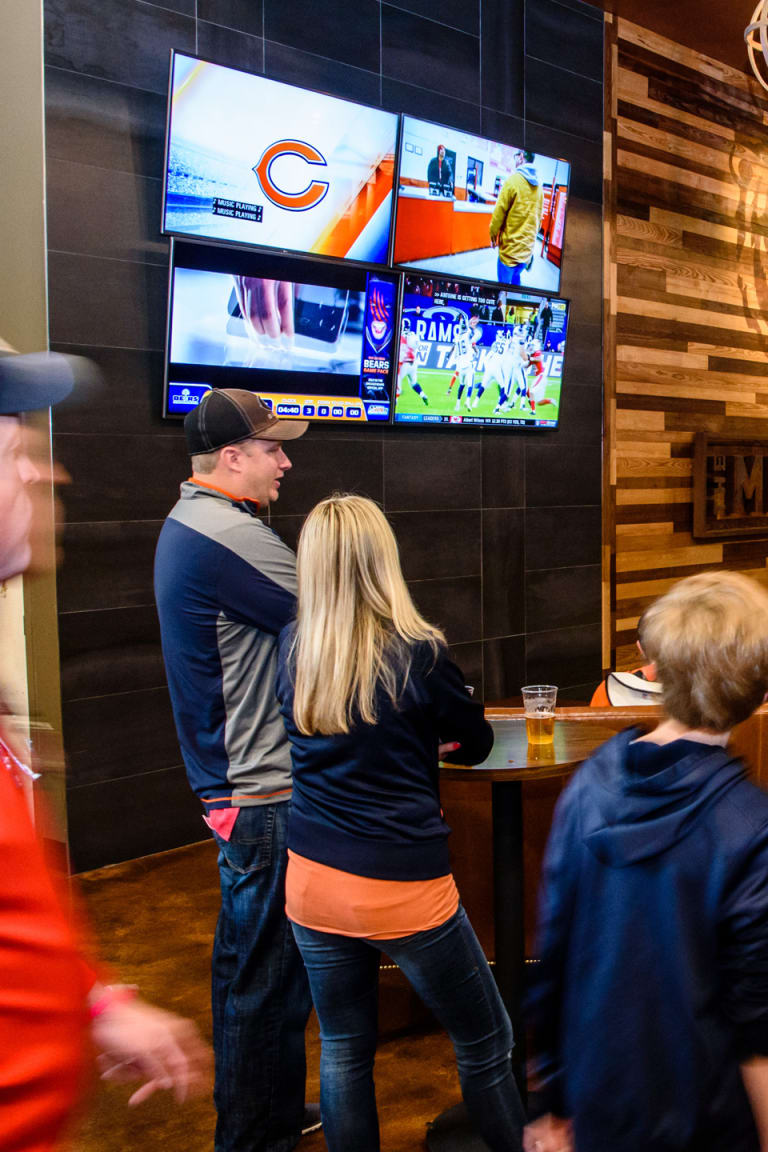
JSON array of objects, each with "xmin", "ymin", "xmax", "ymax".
[{"xmin": 188, "ymin": 476, "xmax": 260, "ymax": 511}]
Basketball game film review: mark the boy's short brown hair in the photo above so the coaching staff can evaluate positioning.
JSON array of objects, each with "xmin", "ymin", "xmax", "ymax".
[{"xmin": 639, "ymin": 571, "xmax": 768, "ymax": 732}]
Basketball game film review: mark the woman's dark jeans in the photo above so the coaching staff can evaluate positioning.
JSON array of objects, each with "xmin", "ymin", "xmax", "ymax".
[{"xmin": 292, "ymin": 904, "xmax": 525, "ymax": 1152}]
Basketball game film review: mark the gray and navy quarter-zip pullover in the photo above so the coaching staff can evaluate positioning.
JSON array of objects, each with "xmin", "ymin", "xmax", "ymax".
[{"xmin": 155, "ymin": 480, "xmax": 297, "ymax": 811}]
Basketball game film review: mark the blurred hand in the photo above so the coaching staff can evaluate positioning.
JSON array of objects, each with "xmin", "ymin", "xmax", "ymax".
[
  {"xmin": 233, "ymin": 276, "xmax": 295, "ymax": 341},
  {"xmin": 524, "ymin": 1114, "xmax": 573, "ymax": 1152},
  {"xmin": 91, "ymin": 994, "xmax": 211, "ymax": 1106},
  {"xmin": 439, "ymin": 742, "xmax": 461, "ymax": 756}
]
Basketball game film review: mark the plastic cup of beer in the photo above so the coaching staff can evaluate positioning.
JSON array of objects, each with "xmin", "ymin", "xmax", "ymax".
[{"xmin": 522, "ymin": 685, "xmax": 557, "ymax": 745}]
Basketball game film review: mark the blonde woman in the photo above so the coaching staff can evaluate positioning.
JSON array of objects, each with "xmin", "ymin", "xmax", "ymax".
[
  {"xmin": 275, "ymin": 495, "xmax": 525, "ymax": 1152},
  {"xmin": 526, "ymin": 571, "xmax": 768, "ymax": 1152}
]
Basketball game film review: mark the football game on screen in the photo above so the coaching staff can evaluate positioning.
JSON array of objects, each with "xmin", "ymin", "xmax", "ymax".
[{"xmin": 394, "ymin": 275, "xmax": 569, "ymax": 428}]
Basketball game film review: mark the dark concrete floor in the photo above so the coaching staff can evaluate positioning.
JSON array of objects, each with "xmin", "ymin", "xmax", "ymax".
[{"xmin": 71, "ymin": 839, "xmax": 461, "ymax": 1151}]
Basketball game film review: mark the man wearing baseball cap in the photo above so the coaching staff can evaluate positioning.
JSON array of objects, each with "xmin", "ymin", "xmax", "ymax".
[
  {"xmin": 0, "ymin": 347, "xmax": 210, "ymax": 1150},
  {"xmin": 154, "ymin": 389, "xmax": 316, "ymax": 1152}
]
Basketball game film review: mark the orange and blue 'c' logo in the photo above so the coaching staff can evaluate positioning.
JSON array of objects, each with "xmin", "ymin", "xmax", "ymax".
[{"xmin": 253, "ymin": 140, "xmax": 329, "ymax": 212}]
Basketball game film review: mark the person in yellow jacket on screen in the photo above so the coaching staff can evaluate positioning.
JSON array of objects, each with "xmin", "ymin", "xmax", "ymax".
[{"xmin": 489, "ymin": 150, "xmax": 544, "ymax": 286}]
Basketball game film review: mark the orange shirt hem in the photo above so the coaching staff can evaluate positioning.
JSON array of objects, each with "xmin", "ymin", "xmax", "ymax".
[{"xmin": 285, "ymin": 850, "xmax": 459, "ymax": 940}]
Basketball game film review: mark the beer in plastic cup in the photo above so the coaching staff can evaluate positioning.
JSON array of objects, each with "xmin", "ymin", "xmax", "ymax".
[{"xmin": 521, "ymin": 685, "xmax": 557, "ymax": 745}]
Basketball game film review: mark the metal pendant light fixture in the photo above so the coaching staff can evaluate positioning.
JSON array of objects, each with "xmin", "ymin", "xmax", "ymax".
[{"xmin": 746, "ymin": 1, "xmax": 768, "ymax": 91}]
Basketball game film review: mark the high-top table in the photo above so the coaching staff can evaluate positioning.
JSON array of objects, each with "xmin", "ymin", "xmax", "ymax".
[{"xmin": 427, "ymin": 712, "xmax": 618, "ymax": 1150}]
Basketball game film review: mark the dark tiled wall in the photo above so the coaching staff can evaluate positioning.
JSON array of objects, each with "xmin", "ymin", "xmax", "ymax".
[{"xmin": 43, "ymin": 0, "xmax": 604, "ymax": 870}]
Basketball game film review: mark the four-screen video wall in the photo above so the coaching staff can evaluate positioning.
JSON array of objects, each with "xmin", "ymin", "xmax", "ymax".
[{"xmin": 163, "ymin": 52, "xmax": 573, "ymax": 431}]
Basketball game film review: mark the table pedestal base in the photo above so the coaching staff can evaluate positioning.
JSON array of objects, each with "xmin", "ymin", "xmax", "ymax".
[
  {"xmin": 431, "ymin": 717, "xmax": 619, "ymax": 1152},
  {"xmin": 426, "ymin": 1103, "xmax": 490, "ymax": 1151}
]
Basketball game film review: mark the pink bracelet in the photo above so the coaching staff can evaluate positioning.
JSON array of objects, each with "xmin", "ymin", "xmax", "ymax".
[{"xmin": 89, "ymin": 983, "xmax": 138, "ymax": 1019}]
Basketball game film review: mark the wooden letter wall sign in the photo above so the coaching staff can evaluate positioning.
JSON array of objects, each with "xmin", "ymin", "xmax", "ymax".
[{"xmin": 694, "ymin": 435, "xmax": 768, "ymax": 539}]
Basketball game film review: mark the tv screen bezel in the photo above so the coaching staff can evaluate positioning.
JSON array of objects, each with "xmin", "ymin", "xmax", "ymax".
[
  {"xmin": 162, "ymin": 236, "xmax": 404, "ymax": 425},
  {"xmin": 161, "ymin": 49, "xmax": 402, "ymax": 270},
  {"xmin": 391, "ymin": 113, "xmax": 571, "ymax": 296},
  {"xmin": 391, "ymin": 271, "xmax": 571, "ymax": 433}
]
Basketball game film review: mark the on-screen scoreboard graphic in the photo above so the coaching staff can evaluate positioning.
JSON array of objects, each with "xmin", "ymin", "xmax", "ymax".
[
  {"xmin": 167, "ymin": 385, "xmax": 382, "ymax": 424},
  {"xmin": 393, "ymin": 275, "xmax": 569, "ymax": 429},
  {"xmin": 163, "ymin": 53, "xmax": 399, "ymax": 265}
]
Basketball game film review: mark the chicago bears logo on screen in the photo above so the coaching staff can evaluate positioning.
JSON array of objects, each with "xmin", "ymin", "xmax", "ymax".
[{"xmin": 253, "ymin": 140, "xmax": 330, "ymax": 212}]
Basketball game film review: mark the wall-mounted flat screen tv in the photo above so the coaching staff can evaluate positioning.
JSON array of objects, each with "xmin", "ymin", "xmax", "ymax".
[
  {"xmin": 163, "ymin": 52, "xmax": 399, "ymax": 265},
  {"xmin": 393, "ymin": 116, "xmax": 570, "ymax": 293},
  {"xmin": 393, "ymin": 273, "xmax": 569, "ymax": 429},
  {"xmin": 165, "ymin": 240, "xmax": 399, "ymax": 424}
]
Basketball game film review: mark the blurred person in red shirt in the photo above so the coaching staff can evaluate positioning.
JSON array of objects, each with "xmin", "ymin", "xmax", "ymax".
[{"xmin": 0, "ymin": 343, "xmax": 210, "ymax": 1151}]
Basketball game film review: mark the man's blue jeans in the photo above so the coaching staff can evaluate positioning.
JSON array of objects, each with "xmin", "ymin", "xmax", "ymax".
[
  {"xmin": 292, "ymin": 904, "xmax": 525, "ymax": 1152},
  {"xmin": 211, "ymin": 802, "xmax": 312, "ymax": 1152},
  {"xmin": 497, "ymin": 256, "xmax": 526, "ymax": 285}
]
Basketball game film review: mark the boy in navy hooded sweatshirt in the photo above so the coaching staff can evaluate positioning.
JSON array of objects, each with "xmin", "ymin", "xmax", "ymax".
[{"xmin": 526, "ymin": 571, "xmax": 768, "ymax": 1152}]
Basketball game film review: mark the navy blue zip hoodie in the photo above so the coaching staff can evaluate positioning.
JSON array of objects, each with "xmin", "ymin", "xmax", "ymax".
[
  {"xmin": 529, "ymin": 727, "xmax": 768, "ymax": 1152},
  {"xmin": 275, "ymin": 631, "xmax": 493, "ymax": 881}
]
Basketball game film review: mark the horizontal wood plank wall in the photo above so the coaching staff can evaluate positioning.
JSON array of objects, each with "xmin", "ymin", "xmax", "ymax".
[{"xmin": 606, "ymin": 17, "xmax": 768, "ymax": 670}]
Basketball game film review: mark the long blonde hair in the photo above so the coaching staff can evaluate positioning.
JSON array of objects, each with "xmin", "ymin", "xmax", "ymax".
[{"xmin": 291, "ymin": 495, "xmax": 445, "ymax": 735}]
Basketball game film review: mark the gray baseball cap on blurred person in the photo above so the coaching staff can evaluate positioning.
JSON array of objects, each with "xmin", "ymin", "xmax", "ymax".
[{"xmin": 0, "ymin": 350, "xmax": 81, "ymax": 414}]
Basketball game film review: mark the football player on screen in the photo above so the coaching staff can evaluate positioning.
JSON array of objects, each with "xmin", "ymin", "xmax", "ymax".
[
  {"xmin": 397, "ymin": 317, "xmax": 428, "ymax": 406},
  {"xmin": 452, "ymin": 313, "xmax": 482, "ymax": 412},
  {"xmin": 472, "ymin": 327, "xmax": 510, "ymax": 412},
  {"xmin": 445, "ymin": 358, "xmax": 461, "ymax": 396},
  {"xmin": 499, "ymin": 326, "xmax": 529, "ymax": 413},
  {"xmin": 445, "ymin": 315, "xmax": 467, "ymax": 398},
  {"xmin": 526, "ymin": 337, "xmax": 555, "ymax": 415}
]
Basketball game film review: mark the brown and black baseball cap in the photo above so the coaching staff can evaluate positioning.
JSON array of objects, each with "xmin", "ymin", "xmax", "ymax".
[{"xmin": 184, "ymin": 388, "xmax": 308, "ymax": 455}]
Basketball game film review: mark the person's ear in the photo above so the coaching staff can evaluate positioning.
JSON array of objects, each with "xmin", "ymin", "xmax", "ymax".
[
  {"xmin": 636, "ymin": 639, "xmax": 644, "ymax": 659},
  {"xmin": 220, "ymin": 445, "xmax": 241, "ymax": 472}
]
